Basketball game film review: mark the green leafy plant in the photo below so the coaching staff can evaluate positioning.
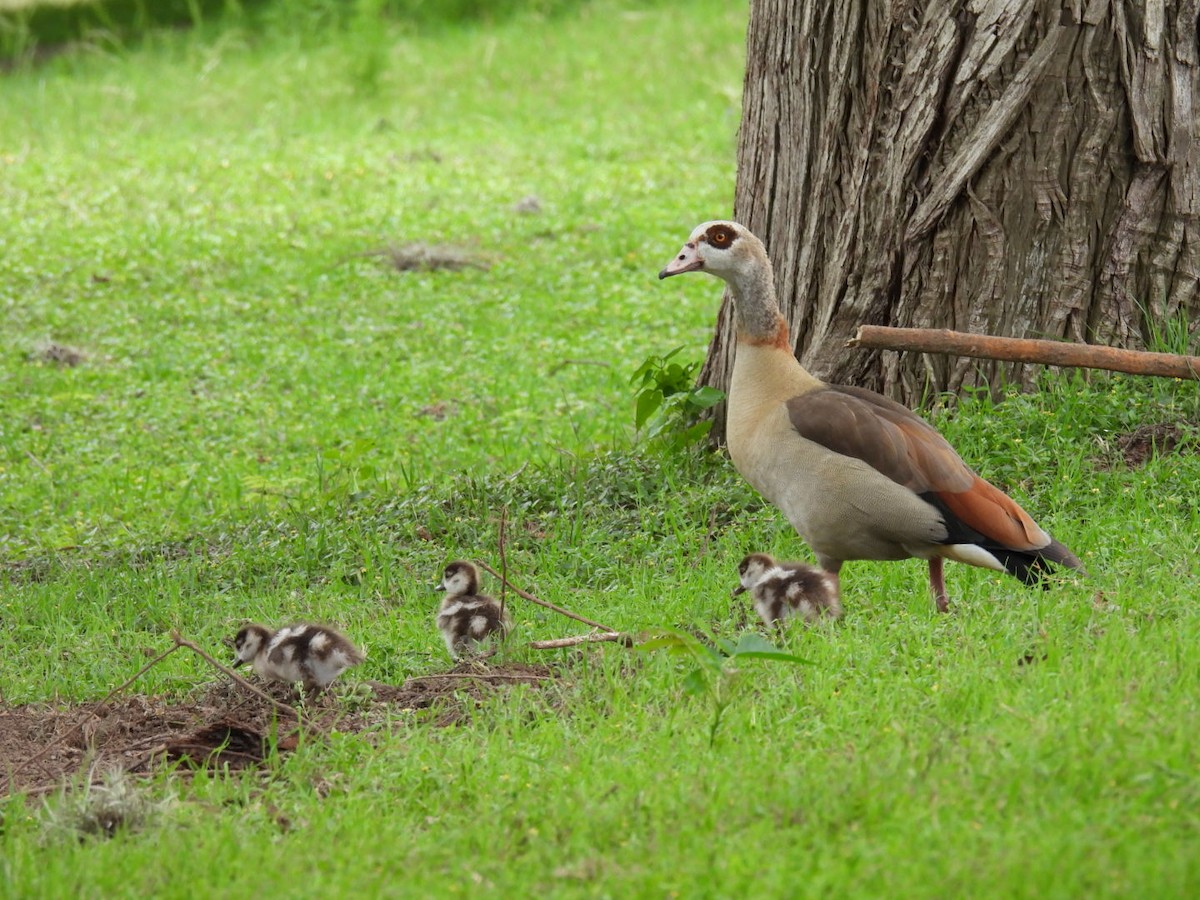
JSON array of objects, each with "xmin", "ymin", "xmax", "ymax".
[
  {"xmin": 630, "ymin": 348, "xmax": 725, "ymax": 449},
  {"xmin": 639, "ymin": 630, "xmax": 811, "ymax": 747}
]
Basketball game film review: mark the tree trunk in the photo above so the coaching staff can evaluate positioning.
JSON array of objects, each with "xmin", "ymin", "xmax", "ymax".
[{"xmin": 700, "ymin": 0, "xmax": 1200, "ymax": 441}]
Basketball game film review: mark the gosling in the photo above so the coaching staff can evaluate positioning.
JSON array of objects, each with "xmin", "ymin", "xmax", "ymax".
[
  {"xmin": 232, "ymin": 623, "xmax": 364, "ymax": 695},
  {"xmin": 435, "ymin": 560, "xmax": 512, "ymax": 660},
  {"xmin": 734, "ymin": 553, "xmax": 843, "ymax": 626}
]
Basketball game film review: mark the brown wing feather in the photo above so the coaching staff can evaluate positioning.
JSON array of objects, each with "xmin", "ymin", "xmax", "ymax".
[
  {"xmin": 787, "ymin": 385, "xmax": 1048, "ymax": 551},
  {"xmin": 786, "ymin": 385, "xmax": 973, "ymax": 493}
]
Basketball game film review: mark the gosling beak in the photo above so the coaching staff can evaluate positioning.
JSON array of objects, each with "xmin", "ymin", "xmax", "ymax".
[
  {"xmin": 731, "ymin": 584, "xmax": 747, "ymax": 597},
  {"xmin": 434, "ymin": 583, "xmax": 446, "ymax": 592},
  {"xmin": 659, "ymin": 242, "xmax": 703, "ymax": 279}
]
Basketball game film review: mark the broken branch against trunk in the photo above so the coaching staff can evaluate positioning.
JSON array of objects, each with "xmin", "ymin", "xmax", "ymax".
[
  {"xmin": 848, "ymin": 326, "xmax": 1200, "ymax": 380},
  {"xmin": 528, "ymin": 632, "xmax": 634, "ymax": 650},
  {"xmin": 472, "ymin": 560, "xmax": 619, "ymax": 633},
  {"xmin": 169, "ymin": 632, "xmax": 317, "ymax": 730},
  {"xmin": 1, "ymin": 644, "xmax": 185, "ymax": 797}
]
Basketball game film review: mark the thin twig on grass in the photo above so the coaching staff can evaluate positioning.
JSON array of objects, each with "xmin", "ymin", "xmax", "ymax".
[
  {"xmin": 498, "ymin": 506, "xmax": 509, "ymax": 620},
  {"xmin": 547, "ymin": 358, "xmax": 613, "ymax": 376},
  {"xmin": 529, "ymin": 632, "xmax": 633, "ymax": 650},
  {"xmin": 472, "ymin": 560, "xmax": 619, "ymax": 634},
  {"xmin": 405, "ymin": 672, "xmax": 554, "ymax": 683}
]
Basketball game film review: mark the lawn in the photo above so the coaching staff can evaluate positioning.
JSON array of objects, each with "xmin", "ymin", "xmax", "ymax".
[{"xmin": 2, "ymin": 1, "xmax": 1199, "ymax": 896}]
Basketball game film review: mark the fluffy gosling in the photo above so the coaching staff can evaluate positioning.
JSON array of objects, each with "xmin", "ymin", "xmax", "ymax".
[
  {"xmin": 232, "ymin": 623, "xmax": 364, "ymax": 695},
  {"xmin": 435, "ymin": 560, "xmax": 512, "ymax": 660},
  {"xmin": 734, "ymin": 553, "xmax": 843, "ymax": 626}
]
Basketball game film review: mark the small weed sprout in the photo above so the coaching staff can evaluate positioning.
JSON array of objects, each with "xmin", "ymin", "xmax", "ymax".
[
  {"xmin": 639, "ymin": 630, "xmax": 811, "ymax": 747},
  {"xmin": 631, "ymin": 348, "xmax": 725, "ymax": 449},
  {"xmin": 41, "ymin": 768, "xmax": 171, "ymax": 841}
]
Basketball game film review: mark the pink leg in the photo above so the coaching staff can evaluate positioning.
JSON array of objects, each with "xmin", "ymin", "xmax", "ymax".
[{"xmin": 928, "ymin": 557, "xmax": 950, "ymax": 613}]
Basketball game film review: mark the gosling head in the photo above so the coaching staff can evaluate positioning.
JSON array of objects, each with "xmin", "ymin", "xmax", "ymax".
[
  {"xmin": 733, "ymin": 552, "xmax": 778, "ymax": 597},
  {"xmin": 658, "ymin": 221, "xmax": 766, "ymax": 285},
  {"xmin": 232, "ymin": 623, "xmax": 272, "ymax": 667},
  {"xmin": 437, "ymin": 560, "xmax": 481, "ymax": 597}
]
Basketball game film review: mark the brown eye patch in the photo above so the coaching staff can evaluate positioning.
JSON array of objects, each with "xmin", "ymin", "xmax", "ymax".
[{"xmin": 705, "ymin": 224, "xmax": 736, "ymax": 248}]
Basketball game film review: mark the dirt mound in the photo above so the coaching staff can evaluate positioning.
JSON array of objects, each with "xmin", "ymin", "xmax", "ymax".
[
  {"xmin": 1111, "ymin": 422, "xmax": 1195, "ymax": 467},
  {"xmin": 0, "ymin": 661, "xmax": 556, "ymax": 798}
]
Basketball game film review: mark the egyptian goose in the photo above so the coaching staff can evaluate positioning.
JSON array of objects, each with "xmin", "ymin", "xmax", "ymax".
[
  {"xmin": 660, "ymin": 221, "xmax": 1084, "ymax": 611},
  {"xmin": 232, "ymin": 623, "xmax": 364, "ymax": 694},
  {"xmin": 435, "ymin": 560, "xmax": 513, "ymax": 659},
  {"xmin": 734, "ymin": 552, "xmax": 843, "ymax": 625}
]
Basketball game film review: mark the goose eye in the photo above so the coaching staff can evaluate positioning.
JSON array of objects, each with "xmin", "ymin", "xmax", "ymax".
[{"xmin": 710, "ymin": 228, "xmax": 730, "ymax": 246}]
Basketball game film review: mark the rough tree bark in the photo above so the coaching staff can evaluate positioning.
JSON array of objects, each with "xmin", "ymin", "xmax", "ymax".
[{"xmin": 699, "ymin": 0, "xmax": 1200, "ymax": 441}]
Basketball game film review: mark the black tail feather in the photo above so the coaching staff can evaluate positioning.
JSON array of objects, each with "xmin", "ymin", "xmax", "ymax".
[{"xmin": 986, "ymin": 539, "xmax": 1087, "ymax": 587}]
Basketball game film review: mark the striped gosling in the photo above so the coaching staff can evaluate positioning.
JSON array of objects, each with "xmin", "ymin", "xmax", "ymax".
[
  {"xmin": 733, "ymin": 553, "xmax": 843, "ymax": 626},
  {"xmin": 435, "ymin": 560, "xmax": 512, "ymax": 660},
  {"xmin": 232, "ymin": 623, "xmax": 364, "ymax": 695}
]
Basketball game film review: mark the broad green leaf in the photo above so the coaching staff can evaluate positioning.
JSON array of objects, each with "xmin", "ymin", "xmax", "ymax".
[
  {"xmin": 681, "ymin": 668, "xmax": 709, "ymax": 697},
  {"xmin": 635, "ymin": 389, "xmax": 663, "ymax": 429},
  {"xmin": 690, "ymin": 385, "xmax": 725, "ymax": 408}
]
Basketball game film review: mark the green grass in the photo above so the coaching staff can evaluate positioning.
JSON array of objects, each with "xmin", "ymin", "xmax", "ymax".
[{"xmin": 3, "ymin": 2, "xmax": 1200, "ymax": 896}]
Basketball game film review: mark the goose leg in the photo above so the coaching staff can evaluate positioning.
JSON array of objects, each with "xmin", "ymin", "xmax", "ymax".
[{"xmin": 928, "ymin": 557, "xmax": 951, "ymax": 613}]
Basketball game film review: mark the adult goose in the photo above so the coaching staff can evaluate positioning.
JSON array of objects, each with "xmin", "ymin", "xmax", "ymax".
[{"xmin": 660, "ymin": 221, "xmax": 1084, "ymax": 612}]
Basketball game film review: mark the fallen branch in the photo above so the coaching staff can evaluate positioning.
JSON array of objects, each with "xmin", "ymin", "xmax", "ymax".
[
  {"xmin": 848, "ymin": 326, "xmax": 1200, "ymax": 380},
  {"xmin": 529, "ymin": 632, "xmax": 633, "ymax": 650},
  {"xmin": 473, "ymin": 560, "xmax": 619, "ymax": 634},
  {"xmin": 547, "ymin": 358, "xmax": 612, "ymax": 376},
  {"xmin": 498, "ymin": 507, "xmax": 509, "ymax": 620},
  {"xmin": 405, "ymin": 672, "xmax": 554, "ymax": 683}
]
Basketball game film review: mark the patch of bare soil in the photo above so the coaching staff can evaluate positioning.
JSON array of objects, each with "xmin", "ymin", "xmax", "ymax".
[
  {"xmin": 1102, "ymin": 422, "xmax": 1196, "ymax": 468},
  {"xmin": 27, "ymin": 340, "xmax": 87, "ymax": 366},
  {"xmin": 0, "ymin": 661, "xmax": 556, "ymax": 799}
]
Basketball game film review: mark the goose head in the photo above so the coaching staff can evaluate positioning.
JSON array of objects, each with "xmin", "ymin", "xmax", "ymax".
[
  {"xmin": 732, "ymin": 552, "xmax": 777, "ymax": 596},
  {"xmin": 658, "ymin": 221, "xmax": 766, "ymax": 284},
  {"xmin": 437, "ymin": 560, "xmax": 480, "ymax": 597},
  {"xmin": 232, "ymin": 623, "xmax": 272, "ymax": 667}
]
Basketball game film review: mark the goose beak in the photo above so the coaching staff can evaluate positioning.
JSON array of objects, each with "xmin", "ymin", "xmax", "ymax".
[
  {"xmin": 434, "ymin": 584, "xmax": 446, "ymax": 592},
  {"xmin": 659, "ymin": 242, "xmax": 703, "ymax": 279},
  {"xmin": 731, "ymin": 584, "xmax": 747, "ymax": 597}
]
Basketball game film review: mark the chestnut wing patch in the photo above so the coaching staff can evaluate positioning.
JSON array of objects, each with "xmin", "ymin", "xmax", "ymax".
[{"xmin": 785, "ymin": 385, "xmax": 973, "ymax": 493}]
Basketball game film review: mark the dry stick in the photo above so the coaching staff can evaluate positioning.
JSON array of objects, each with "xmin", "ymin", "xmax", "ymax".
[
  {"xmin": 848, "ymin": 326, "xmax": 1200, "ymax": 380},
  {"xmin": 547, "ymin": 358, "xmax": 612, "ymax": 376},
  {"xmin": 472, "ymin": 560, "xmax": 620, "ymax": 634},
  {"xmin": 405, "ymin": 672, "xmax": 554, "ymax": 683},
  {"xmin": 529, "ymin": 633, "xmax": 633, "ymax": 650},
  {"xmin": 1, "ymin": 644, "xmax": 184, "ymax": 796},
  {"xmin": 169, "ymin": 633, "xmax": 317, "ymax": 731},
  {"xmin": 498, "ymin": 506, "xmax": 509, "ymax": 620}
]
